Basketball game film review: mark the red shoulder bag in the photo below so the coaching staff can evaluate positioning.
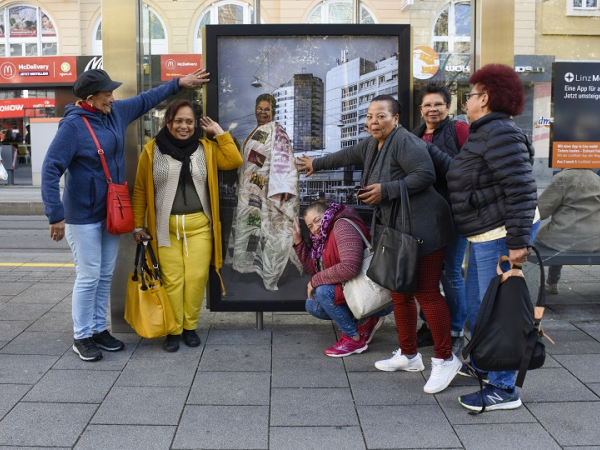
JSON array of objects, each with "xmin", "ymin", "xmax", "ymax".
[{"xmin": 81, "ymin": 116, "xmax": 134, "ymax": 235}]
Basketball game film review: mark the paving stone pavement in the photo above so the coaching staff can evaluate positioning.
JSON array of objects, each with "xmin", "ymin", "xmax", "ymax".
[
  {"xmin": 1, "ymin": 183, "xmax": 600, "ymax": 448},
  {"xmin": 0, "ymin": 256, "xmax": 599, "ymax": 449}
]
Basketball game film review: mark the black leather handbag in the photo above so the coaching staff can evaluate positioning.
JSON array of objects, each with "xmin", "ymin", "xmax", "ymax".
[
  {"xmin": 366, "ymin": 180, "xmax": 422, "ymax": 294},
  {"xmin": 462, "ymin": 245, "xmax": 552, "ymax": 389}
]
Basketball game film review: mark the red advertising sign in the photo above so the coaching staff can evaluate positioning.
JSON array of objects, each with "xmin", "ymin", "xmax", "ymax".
[
  {"xmin": 0, "ymin": 56, "xmax": 77, "ymax": 85},
  {"xmin": 160, "ymin": 54, "xmax": 202, "ymax": 81},
  {"xmin": 0, "ymin": 98, "xmax": 55, "ymax": 118}
]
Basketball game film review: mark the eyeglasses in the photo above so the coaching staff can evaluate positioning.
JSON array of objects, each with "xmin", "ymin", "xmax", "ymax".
[
  {"xmin": 256, "ymin": 107, "xmax": 272, "ymax": 112},
  {"xmin": 464, "ymin": 92, "xmax": 486, "ymax": 101},
  {"xmin": 420, "ymin": 102, "xmax": 447, "ymax": 111}
]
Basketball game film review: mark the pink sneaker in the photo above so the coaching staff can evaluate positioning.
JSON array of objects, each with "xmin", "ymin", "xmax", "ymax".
[
  {"xmin": 358, "ymin": 316, "xmax": 384, "ymax": 344},
  {"xmin": 324, "ymin": 334, "xmax": 368, "ymax": 357}
]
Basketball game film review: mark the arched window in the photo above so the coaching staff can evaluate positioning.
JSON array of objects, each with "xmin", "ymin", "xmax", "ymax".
[
  {"xmin": 194, "ymin": 1, "xmax": 253, "ymax": 53},
  {"xmin": 92, "ymin": 4, "xmax": 168, "ymax": 56},
  {"xmin": 307, "ymin": 1, "xmax": 376, "ymax": 24},
  {"xmin": 0, "ymin": 3, "xmax": 58, "ymax": 57},
  {"xmin": 432, "ymin": 1, "xmax": 471, "ymax": 55}
]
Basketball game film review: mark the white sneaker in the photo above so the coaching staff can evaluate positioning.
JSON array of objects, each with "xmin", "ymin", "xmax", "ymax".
[
  {"xmin": 423, "ymin": 354, "xmax": 461, "ymax": 394},
  {"xmin": 374, "ymin": 349, "xmax": 425, "ymax": 372}
]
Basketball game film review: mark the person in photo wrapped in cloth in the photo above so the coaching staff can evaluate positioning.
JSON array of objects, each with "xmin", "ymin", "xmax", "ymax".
[{"xmin": 225, "ymin": 93, "xmax": 301, "ymax": 290}]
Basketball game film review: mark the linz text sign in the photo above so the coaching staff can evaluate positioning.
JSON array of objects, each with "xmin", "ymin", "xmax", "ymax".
[{"xmin": 552, "ymin": 61, "xmax": 600, "ymax": 168}]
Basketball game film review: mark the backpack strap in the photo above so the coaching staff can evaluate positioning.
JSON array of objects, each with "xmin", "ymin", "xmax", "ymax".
[{"xmin": 515, "ymin": 245, "xmax": 546, "ymax": 387}]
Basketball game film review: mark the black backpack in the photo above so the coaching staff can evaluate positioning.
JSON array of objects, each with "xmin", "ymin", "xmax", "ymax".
[{"xmin": 462, "ymin": 246, "xmax": 553, "ymax": 390}]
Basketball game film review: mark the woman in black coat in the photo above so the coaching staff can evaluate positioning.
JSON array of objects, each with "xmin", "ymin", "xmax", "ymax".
[
  {"xmin": 446, "ymin": 64, "xmax": 540, "ymax": 412},
  {"xmin": 297, "ymin": 95, "xmax": 461, "ymax": 395}
]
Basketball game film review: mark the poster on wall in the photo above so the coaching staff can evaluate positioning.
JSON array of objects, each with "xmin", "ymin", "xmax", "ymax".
[
  {"xmin": 203, "ymin": 24, "xmax": 410, "ymax": 311},
  {"xmin": 8, "ymin": 6, "xmax": 37, "ymax": 38},
  {"xmin": 552, "ymin": 61, "xmax": 600, "ymax": 168},
  {"xmin": 40, "ymin": 10, "xmax": 56, "ymax": 37}
]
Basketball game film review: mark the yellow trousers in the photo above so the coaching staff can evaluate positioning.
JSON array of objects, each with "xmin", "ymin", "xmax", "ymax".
[{"xmin": 158, "ymin": 212, "xmax": 212, "ymax": 334}]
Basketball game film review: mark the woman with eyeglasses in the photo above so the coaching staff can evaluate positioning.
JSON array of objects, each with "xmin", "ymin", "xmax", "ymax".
[
  {"xmin": 411, "ymin": 81, "xmax": 470, "ymax": 356},
  {"xmin": 446, "ymin": 64, "xmax": 540, "ymax": 412},
  {"xmin": 226, "ymin": 93, "xmax": 302, "ymax": 291},
  {"xmin": 297, "ymin": 95, "xmax": 461, "ymax": 395}
]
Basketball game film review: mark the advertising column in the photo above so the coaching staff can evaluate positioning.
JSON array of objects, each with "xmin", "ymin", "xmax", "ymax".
[{"xmin": 552, "ymin": 61, "xmax": 600, "ymax": 168}]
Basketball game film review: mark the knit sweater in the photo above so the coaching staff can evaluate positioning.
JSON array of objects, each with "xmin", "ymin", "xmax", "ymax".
[
  {"xmin": 132, "ymin": 133, "xmax": 243, "ymax": 293},
  {"xmin": 42, "ymin": 78, "xmax": 181, "ymax": 225},
  {"xmin": 293, "ymin": 206, "xmax": 369, "ymax": 305},
  {"xmin": 151, "ymin": 142, "xmax": 211, "ymax": 248}
]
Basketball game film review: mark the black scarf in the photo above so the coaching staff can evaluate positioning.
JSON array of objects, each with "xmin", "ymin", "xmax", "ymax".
[{"xmin": 155, "ymin": 126, "xmax": 202, "ymax": 204}]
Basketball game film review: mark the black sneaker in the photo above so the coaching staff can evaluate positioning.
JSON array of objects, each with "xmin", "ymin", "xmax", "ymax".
[
  {"xmin": 163, "ymin": 334, "xmax": 181, "ymax": 352},
  {"xmin": 182, "ymin": 329, "xmax": 201, "ymax": 347},
  {"xmin": 73, "ymin": 338, "xmax": 103, "ymax": 362},
  {"xmin": 458, "ymin": 361, "xmax": 489, "ymax": 382},
  {"xmin": 92, "ymin": 330, "xmax": 124, "ymax": 351},
  {"xmin": 417, "ymin": 323, "xmax": 434, "ymax": 347}
]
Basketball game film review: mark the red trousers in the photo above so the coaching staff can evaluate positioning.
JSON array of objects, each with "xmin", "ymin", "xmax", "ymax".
[{"xmin": 392, "ymin": 247, "xmax": 452, "ymax": 360}]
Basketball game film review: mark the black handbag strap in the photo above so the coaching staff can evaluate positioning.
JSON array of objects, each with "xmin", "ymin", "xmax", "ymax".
[
  {"xmin": 132, "ymin": 243, "xmax": 142, "ymax": 282},
  {"xmin": 371, "ymin": 179, "xmax": 413, "ymax": 236},
  {"xmin": 141, "ymin": 241, "xmax": 162, "ymax": 282}
]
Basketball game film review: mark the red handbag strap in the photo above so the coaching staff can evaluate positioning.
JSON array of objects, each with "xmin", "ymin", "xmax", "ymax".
[{"xmin": 81, "ymin": 116, "xmax": 112, "ymax": 182}]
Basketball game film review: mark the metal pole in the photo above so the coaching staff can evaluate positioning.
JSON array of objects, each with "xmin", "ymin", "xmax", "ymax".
[
  {"xmin": 353, "ymin": 0, "xmax": 360, "ymax": 24},
  {"xmin": 256, "ymin": 312, "xmax": 264, "ymax": 330},
  {"xmin": 254, "ymin": 0, "xmax": 261, "ymax": 24}
]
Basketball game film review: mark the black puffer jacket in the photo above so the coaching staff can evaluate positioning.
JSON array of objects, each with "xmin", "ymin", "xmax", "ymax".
[{"xmin": 446, "ymin": 112, "xmax": 537, "ymax": 249}]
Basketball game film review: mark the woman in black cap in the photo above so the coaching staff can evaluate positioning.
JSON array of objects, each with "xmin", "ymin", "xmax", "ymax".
[{"xmin": 41, "ymin": 68, "xmax": 209, "ymax": 362}]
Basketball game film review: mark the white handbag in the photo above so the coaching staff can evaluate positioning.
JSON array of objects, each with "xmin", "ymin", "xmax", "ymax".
[
  {"xmin": 0, "ymin": 160, "xmax": 8, "ymax": 181},
  {"xmin": 339, "ymin": 218, "xmax": 392, "ymax": 319}
]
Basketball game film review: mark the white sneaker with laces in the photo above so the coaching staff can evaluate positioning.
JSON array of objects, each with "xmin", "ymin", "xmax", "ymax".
[
  {"xmin": 423, "ymin": 354, "xmax": 461, "ymax": 394},
  {"xmin": 374, "ymin": 349, "xmax": 425, "ymax": 372}
]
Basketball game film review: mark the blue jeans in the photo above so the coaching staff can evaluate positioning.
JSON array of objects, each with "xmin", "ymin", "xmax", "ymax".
[
  {"xmin": 465, "ymin": 221, "xmax": 540, "ymax": 389},
  {"xmin": 65, "ymin": 221, "xmax": 120, "ymax": 340},
  {"xmin": 441, "ymin": 227, "xmax": 468, "ymax": 336},
  {"xmin": 305, "ymin": 285, "xmax": 393, "ymax": 338}
]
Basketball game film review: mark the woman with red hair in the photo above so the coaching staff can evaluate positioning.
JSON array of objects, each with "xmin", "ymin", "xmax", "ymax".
[{"xmin": 446, "ymin": 64, "xmax": 540, "ymax": 412}]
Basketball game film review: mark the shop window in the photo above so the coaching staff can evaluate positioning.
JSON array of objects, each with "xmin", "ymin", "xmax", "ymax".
[
  {"xmin": 0, "ymin": 4, "xmax": 58, "ymax": 57},
  {"xmin": 92, "ymin": 4, "xmax": 168, "ymax": 56},
  {"xmin": 307, "ymin": 1, "xmax": 376, "ymax": 24},
  {"xmin": 568, "ymin": 0, "xmax": 600, "ymax": 16},
  {"xmin": 194, "ymin": 1, "xmax": 253, "ymax": 53},
  {"xmin": 432, "ymin": 1, "xmax": 471, "ymax": 55}
]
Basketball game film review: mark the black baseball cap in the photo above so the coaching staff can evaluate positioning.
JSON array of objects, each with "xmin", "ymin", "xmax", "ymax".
[{"xmin": 73, "ymin": 69, "xmax": 122, "ymax": 99}]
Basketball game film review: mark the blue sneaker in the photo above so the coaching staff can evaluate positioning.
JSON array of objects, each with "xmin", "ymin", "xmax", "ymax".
[
  {"xmin": 458, "ymin": 361, "xmax": 489, "ymax": 383},
  {"xmin": 458, "ymin": 384, "xmax": 522, "ymax": 412}
]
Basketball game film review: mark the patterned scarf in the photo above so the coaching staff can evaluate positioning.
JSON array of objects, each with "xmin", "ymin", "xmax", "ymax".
[{"xmin": 310, "ymin": 202, "xmax": 342, "ymax": 261}]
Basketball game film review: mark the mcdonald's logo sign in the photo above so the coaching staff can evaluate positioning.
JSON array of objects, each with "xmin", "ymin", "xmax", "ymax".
[{"xmin": 0, "ymin": 62, "xmax": 17, "ymax": 80}]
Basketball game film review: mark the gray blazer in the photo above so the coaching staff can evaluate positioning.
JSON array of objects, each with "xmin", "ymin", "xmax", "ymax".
[
  {"xmin": 535, "ymin": 169, "xmax": 600, "ymax": 252},
  {"xmin": 312, "ymin": 126, "xmax": 453, "ymax": 257}
]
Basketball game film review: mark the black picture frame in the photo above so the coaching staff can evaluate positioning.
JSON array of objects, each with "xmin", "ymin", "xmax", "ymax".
[{"xmin": 204, "ymin": 24, "xmax": 411, "ymax": 312}]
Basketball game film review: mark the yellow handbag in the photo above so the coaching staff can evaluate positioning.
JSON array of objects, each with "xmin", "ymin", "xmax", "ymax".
[{"xmin": 125, "ymin": 241, "xmax": 177, "ymax": 339}]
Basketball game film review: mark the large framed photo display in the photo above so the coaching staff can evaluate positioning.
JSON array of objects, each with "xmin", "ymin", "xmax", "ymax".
[{"xmin": 204, "ymin": 24, "xmax": 411, "ymax": 311}]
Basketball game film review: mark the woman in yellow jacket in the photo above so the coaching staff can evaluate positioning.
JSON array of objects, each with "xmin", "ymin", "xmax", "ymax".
[{"xmin": 132, "ymin": 99, "xmax": 242, "ymax": 352}]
